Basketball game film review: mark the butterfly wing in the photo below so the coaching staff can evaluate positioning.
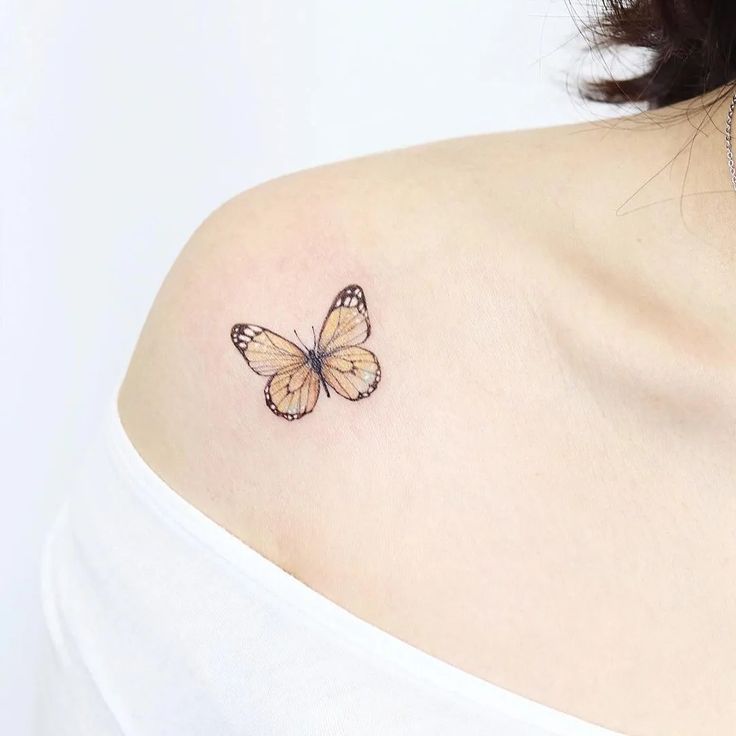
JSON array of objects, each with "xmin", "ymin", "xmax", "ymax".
[
  {"xmin": 321, "ymin": 345, "xmax": 381, "ymax": 401},
  {"xmin": 231, "ymin": 324, "xmax": 320, "ymax": 420},
  {"xmin": 231, "ymin": 324, "xmax": 306, "ymax": 375},
  {"xmin": 317, "ymin": 284, "xmax": 371, "ymax": 354},
  {"xmin": 317, "ymin": 285, "xmax": 381, "ymax": 401},
  {"xmin": 265, "ymin": 361, "xmax": 321, "ymax": 421}
]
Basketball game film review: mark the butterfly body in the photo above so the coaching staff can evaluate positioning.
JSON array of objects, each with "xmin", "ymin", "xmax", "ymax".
[
  {"xmin": 231, "ymin": 284, "xmax": 380, "ymax": 420},
  {"xmin": 305, "ymin": 347, "xmax": 331, "ymax": 398}
]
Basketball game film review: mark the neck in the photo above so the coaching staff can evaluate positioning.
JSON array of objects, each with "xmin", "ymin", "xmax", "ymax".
[
  {"xmin": 623, "ymin": 83, "xmax": 736, "ymax": 230},
  {"xmin": 563, "ymin": 82, "xmax": 736, "ymax": 370}
]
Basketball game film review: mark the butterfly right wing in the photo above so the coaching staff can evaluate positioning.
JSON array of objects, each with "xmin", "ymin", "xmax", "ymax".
[
  {"xmin": 321, "ymin": 345, "xmax": 381, "ymax": 401},
  {"xmin": 317, "ymin": 284, "xmax": 371, "ymax": 354},
  {"xmin": 231, "ymin": 324, "xmax": 320, "ymax": 420}
]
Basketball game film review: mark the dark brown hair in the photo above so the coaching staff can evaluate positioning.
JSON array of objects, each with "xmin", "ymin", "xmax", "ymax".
[{"xmin": 580, "ymin": 0, "xmax": 736, "ymax": 109}]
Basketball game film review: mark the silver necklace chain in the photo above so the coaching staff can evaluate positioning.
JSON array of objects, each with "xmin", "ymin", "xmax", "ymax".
[{"xmin": 726, "ymin": 88, "xmax": 736, "ymax": 192}]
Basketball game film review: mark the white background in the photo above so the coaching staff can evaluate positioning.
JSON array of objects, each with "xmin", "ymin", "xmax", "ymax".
[{"xmin": 1, "ymin": 2, "xmax": 622, "ymax": 733}]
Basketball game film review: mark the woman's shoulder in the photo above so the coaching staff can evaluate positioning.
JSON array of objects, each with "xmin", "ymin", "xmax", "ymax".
[
  {"xmin": 116, "ymin": 112, "xmax": 679, "ymax": 567},
  {"xmin": 117, "ymin": 122, "xmax": 586, "ymax": 554},
  {"xmin": 115, "ymin": 117, "xmax": 736, "ymax": 732}
]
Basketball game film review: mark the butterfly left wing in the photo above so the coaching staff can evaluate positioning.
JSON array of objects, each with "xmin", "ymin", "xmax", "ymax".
[
  {"xmin": 231, "ymin": 324, "xmax": 307, "ymax": 375},
  {"xmin": 265, "ymin": 361, "xmax": 321, "ymax": 421},
  {"xmin": 231, "ymin": 323, "xmax": 320, "ymax": 420},
  {"xmin": 321, "ymin": 345, "xmax": 381, "ymax": 401}
]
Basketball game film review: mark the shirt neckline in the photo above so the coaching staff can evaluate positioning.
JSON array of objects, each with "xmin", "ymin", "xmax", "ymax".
[{"xmin": 108, "ymin": 390, "xmax": 629, "ymax": 736}]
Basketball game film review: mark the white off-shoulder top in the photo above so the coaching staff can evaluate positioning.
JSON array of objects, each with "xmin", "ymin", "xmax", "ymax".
[{"xmin": 36, "ymin": 395, "xmax": 629, "ymax": 736}]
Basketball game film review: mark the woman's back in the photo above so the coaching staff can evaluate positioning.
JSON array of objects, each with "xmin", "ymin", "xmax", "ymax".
[{"xmin": 101, "ymin": 98, "xmax": 736, "ymax": 735}]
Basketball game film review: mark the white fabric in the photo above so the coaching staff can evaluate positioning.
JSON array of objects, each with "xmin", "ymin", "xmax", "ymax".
[{"xmin": 37, "ymin": 395, "xmax": 629, "ymax": 736}]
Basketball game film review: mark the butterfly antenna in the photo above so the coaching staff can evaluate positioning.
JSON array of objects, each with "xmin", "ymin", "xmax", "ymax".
[
  {"xmin": 293, "ymin": 330, "xmax": 309, "ymax": 351},
  {"xmin": 312, "ymin": 325, "xmax": 317, "ymax": 347}
]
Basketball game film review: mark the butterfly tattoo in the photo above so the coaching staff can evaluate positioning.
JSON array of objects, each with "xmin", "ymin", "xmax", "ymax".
[{"xmin": 231, "ymin": 284, "xmax": 381, "ymax": 421}]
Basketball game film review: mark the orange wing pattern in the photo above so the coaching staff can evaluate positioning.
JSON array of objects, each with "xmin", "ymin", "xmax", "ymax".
[
  {"xmin": 265, "ymin": 362, "xmax": 321, "ymax": 421},
  {"xmin": 322, "ymin": 345, "xmax": 381, "ymax": 400},
  {"xmin": 231, "ymin": 324, "xmax": 306, "ymax": 375},
  {"xmin": 231, "ymin": 324, "xmax": 319, "ymax": 420},
  {"xmin": 317, "ymin": 285, "xmax": 370, "ymax": 353},
  {"xmin": 318, "ymin": 285, "xmax": 380, "ymax": 400},
  {"xmin": 231, "ymin": 284, "xmax": 380, "ymax": 420}
]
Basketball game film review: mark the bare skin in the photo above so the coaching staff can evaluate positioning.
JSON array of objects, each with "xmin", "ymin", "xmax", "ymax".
[{"xmin": 119, "ymin": 85, "xmax": 736, "ymax": 735}]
